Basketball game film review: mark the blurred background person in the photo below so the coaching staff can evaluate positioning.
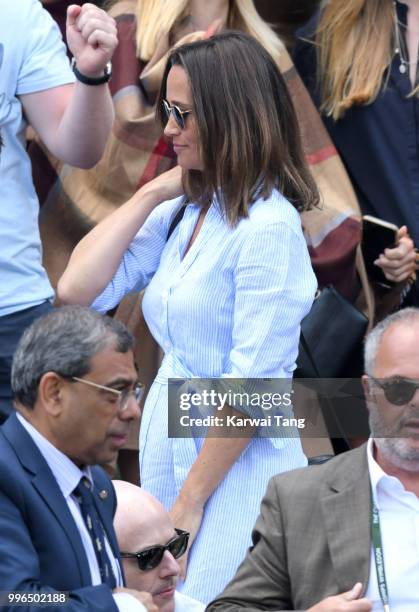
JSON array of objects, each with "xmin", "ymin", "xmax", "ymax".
[
  {"xmin": 58, "ymin": 32, "xmax": 318, "ymax": 602},
  {"xmin": 0, "ymin": 0, "xmax": 117, "ymax": 424},
  {"xmin": 294, "ymin": 0, "xmax": 419, "ymax": 300}
]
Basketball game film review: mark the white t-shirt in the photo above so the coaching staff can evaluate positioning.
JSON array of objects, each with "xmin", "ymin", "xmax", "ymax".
[{"xmin": 0, "ymin": 0, "xmax": 74, "ymax": 317}]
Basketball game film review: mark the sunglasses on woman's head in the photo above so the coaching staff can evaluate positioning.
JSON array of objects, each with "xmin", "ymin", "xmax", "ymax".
[
  {"xmin": 162, "ymin": 99, "xmax": 192, "ymax": 130},
  {"xmin": 370, "ymin": 376, "xmax": 419, "ymax": 406},
  {"xmin": 120, "ymin": 529, "xmax": 189, "ymax": 571}
]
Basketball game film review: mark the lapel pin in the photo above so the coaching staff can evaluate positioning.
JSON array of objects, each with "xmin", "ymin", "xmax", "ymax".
[{"xmin": 99, "ymin": 489, "xmax": 109, "ymax": 500}]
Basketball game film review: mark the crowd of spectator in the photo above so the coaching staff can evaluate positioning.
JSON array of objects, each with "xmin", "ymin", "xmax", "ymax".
[{"xmin": 0, "ymin": 0, "xmax": 418, "ymax": 610}]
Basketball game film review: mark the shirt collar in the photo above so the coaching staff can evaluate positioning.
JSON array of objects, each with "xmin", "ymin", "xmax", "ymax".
[
  {"xmin": 367, "ymin": 438, "xmax": 388, "ymax": 503},
  {"xmin": 17, "ymin": 413, "xmax": 92, "ymax": 499},
  {"xmin": 367, "ymin": 437, "xmax": 412, "ymax": 508}
]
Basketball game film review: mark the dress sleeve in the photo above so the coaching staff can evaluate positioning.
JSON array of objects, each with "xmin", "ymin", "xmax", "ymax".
[
  {"xmin": 222, "ymin": 223, "xmax": 317, "ymax": 378},
  {"xmin": 17, "ymin": 0, "xmax": 74, "ymax": 95},
  {"xmin": 90, "ymin": 198, "xmax": 182, "ymax": 314}
]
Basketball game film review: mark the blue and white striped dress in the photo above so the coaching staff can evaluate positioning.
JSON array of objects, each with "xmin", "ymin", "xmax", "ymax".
[{"xmin": 92, "ymin": 190, "xmax": 317, "ymax": 602}]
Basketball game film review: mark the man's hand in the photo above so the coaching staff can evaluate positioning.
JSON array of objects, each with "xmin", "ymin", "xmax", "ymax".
[
  {"xmin": 307, "ymin": 582, "xmax": 372, "ymax": 611},
  {"xmin": 375, "ymin": 225, "xmax": 417, "ymax": 283},
  {"xmin": 114, "ymin": 587, "xmax": 159, "ymax": 612},
  {"xmin": 66, "ymin": 3, "xmax": 118, "ymax": 77}
]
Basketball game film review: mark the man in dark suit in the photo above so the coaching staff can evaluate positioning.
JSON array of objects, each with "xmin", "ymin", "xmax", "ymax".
[
  {"xmin": 0, "ymin": 305, "xmax": 155, "ymax": 611},
  {"xmin": 208, "ymin": 308, "xmax": 419, "ymax": 612}
]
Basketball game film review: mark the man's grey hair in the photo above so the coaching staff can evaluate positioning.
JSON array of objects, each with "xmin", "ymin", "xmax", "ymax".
[
  {"xmin": 364, "ymin": 307, "xmax": 419, "ymax": 375},
  {"xmin": 11, "ymin": 305, "xmax": 134, "ymax": 409}
]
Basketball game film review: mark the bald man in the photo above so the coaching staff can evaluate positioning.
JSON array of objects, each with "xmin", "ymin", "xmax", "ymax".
[{"xmin": 114, "ymin": 481, "xmax": 205, "ymax": 612}]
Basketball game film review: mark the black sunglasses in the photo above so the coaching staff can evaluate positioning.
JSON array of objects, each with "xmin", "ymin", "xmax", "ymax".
[
  {"xmin": 120, "ymin": 529, "xmax": 189, "ymax": 571},
  {"xmin": 162, "ymin": 99, "xmax": 192, "ymax": 130},
  {"xmin": 370, "ymin": 376, "xmax": 419, "ymax": 406}
]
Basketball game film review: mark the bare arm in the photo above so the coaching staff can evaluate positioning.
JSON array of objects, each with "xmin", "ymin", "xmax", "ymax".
[
  {"xmin": 20, "ymin": 3, "xmax": 117, "ymax": 168},
  {"xmin": 57, "ymin": 166, "xmax": 183, "ymax": 304},
  {"xmin": 170, "ymin": 416, "xmax": 252, "ymax": 579}
]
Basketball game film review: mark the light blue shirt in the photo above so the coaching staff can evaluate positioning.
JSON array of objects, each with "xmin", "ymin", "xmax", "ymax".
[
  {"xmin": 0, "ymin": 0, "xmax": 75, "ymax": 316},
  {"xmin": 93, "ymin": 189, "xmax": 317, "ymax": 378},
  {"xmin": 93, "ymin": 189, "xmax": 316, "ymax": 602}
]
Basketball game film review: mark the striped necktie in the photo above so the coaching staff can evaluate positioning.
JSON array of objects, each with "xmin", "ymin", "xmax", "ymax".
[{"xmin": 73, "ymin": 477, "xmax": 116, "ymax": 588}]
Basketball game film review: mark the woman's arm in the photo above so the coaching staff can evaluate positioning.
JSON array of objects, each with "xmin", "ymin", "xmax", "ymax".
[
  {"xmin": 170, "ymin": 422, "xmax": 252, "ymax": 579},
  {"xmin": 57, "ymin": 167, "xmax": 183, "ymax": 306}
]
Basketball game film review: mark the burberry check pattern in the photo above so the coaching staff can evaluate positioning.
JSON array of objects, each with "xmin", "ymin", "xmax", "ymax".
[{"xmin": 73, "ymin": 477, "xmax": 116, "ymax": 588}]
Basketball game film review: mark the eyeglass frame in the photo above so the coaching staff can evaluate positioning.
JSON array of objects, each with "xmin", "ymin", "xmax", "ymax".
[
  {"xmin": 69, "ymin": 376, "xmax": 144, "ymax": 413},
  {"xmin": 162, "ymin": 99, "xmax": 192, "ymax": 130},
  {"xmin": 120, "ymin": 528, "xmax": 190, "ymax": 571},
  {"xmin": 369, "ymin": 375, "xmax": 419, "ymax": 406}
]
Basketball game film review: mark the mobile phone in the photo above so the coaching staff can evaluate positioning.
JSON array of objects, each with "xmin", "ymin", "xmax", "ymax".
[{"xmin": 361, "ymin": 215, "xmax": 398, "ymax": 286}]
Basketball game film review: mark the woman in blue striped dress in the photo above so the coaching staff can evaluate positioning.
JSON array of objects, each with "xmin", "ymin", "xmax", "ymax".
[{"xmin": 58, "ymin": 32, "xmax": 318, "ymax": 603}]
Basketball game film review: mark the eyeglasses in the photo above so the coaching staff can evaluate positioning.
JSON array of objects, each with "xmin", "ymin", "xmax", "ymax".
[
  {"xmin": 370, "ymin": 376, "xmax": 419, "ymax": 406},
  {"xmin": 120, "ymin": 529, "xmax": 189, "ymax": 571},
  {"xmin": 71, "ymin": 376, "xmax": 144, "ymax": 413},
  {"xmin": 162, "ymin": 99, "xmax": 192, "ymax": 130}
]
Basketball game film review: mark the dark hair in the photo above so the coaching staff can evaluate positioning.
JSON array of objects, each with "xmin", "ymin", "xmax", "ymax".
[
  {"xmin": 157, "ymin": 31, "xmax": 319, "ymax": 224},
  {"xmin": 11, "ymin": 305, "xmax": 134, "ymax": 409}
]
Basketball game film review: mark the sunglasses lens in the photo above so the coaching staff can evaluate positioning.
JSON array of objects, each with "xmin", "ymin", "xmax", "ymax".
[
  {"xmin": 162, "ymin": 100, "xmax": 170, "ymax": 122},
  {"xmin": 172, "ymin": 107, "xmax": 184, "ymax": 129},
  {"xmin": 384, "ymin": 381, "xmax": 416, "ymax": 405},
  {"xmin": 162, "ymin": 100, "xmax": 185, "ymax": 129},
  {"xmin": 137, "ymin": 547, "xmax": 164, "ymax": 571},
  {"xmin": 168, "ymin": 532, "xmax": 189, "ymax": 559}
]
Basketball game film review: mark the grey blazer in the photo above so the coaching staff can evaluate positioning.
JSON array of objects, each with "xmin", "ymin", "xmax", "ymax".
[{"xmin": 207, "ymin": 445, "xmax": 371, "ymax": 612}]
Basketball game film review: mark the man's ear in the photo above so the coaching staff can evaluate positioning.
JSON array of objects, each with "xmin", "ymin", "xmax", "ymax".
[
  {"xmin": 362, "ymin": 374, "xmax": 372, "ymax": 404},
  {"xmin": 37, "ymin": 372, "xmax": 66, "ymax": 416}
]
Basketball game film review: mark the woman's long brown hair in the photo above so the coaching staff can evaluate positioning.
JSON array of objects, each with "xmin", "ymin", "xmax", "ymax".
[{"xmin": 157, "ymin": 32, "xmax": 319, "ymax": 225}]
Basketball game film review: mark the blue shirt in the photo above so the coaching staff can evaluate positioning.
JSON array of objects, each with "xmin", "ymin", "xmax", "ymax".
[
  {"xmin": 294, "ymin": 2, "xmax": 419, "ymax": 245},
  {"xmin": 92, "ymin": 189, "xmax": 317, "ymax": 378}
]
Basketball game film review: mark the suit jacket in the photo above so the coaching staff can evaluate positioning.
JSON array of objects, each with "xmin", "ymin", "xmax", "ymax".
[
  {"xmin": 207, "ymin": 445, "xmax": 371, "ymax": 612},
  {"xmin": 0, "ymin": 413, "xmax": 121, "ymax": 611}
]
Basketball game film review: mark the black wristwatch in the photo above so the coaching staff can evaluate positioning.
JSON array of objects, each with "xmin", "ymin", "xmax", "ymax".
[{"xmin": 71, "ymin": 58, "xmax": 112, "ymax": 85}]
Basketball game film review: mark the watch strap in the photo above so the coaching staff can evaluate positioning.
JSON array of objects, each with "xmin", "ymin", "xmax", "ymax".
[{"xmin": 71, "ymin": 59, "xmax": 111, "ymax": 86}]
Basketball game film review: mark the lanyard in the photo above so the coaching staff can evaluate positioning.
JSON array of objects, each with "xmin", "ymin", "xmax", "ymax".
[{"xmin": 371, "ymin": 492, "xmax": 391, "ymax": 612}]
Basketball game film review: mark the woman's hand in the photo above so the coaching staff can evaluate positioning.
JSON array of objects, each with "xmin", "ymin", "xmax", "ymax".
[
  {"xmin": 374, "ymin": 226, "xmax": 417, "ymax": 283},
  {"xmin": 169, "ymin": 494, "xmax": 204, "ymax": 581},
  {"xmin": 141, "ymin": 166, "xmax": 184, "ymax": 205}
]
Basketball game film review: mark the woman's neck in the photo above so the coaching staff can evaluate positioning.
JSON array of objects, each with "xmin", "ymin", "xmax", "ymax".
[{"xmin": 188, "ymin": 0, "xmax": 229, "ymax": 31}]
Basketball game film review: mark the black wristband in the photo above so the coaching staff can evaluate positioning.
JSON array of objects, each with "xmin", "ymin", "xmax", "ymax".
[{"xmin": 71, "ymin": 59, "xmax": 112, "ymax": 86}]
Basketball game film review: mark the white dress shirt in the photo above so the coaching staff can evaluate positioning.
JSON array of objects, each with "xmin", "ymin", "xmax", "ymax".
[
  {"xmin": 365, "ymin": 438, "xmax": 419, "ymax": 610},
  {"xmin": 174, "ymin": 591, "xmax": 205, "ymax": 612},
  {"xmin": 17, "ymin": 414, "xmax": 144, "ymax": 612}
]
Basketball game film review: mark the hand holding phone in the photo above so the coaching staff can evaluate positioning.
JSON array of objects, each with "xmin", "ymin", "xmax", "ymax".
[
  {"xmin": 362, "ymin": 216, "xmax": 416, "ymax": 285},
  {"xmin": 375, "ymin": 225, "xmax": 417, "ymax": 284},
  {"xmin": 361, "ymin": 215, "xmax": 398, "ymax": 285}
]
